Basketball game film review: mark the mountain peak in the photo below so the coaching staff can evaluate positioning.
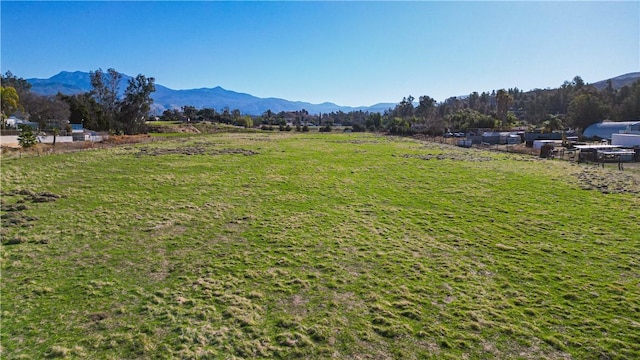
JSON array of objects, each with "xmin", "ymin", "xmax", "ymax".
[{"xmin": 25, "ymin": 71, "xmax": 365, "ymax": 115}]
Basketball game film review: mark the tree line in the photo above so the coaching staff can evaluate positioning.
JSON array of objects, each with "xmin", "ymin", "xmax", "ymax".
[
  {"xmin": 2, "ymin": 71, "xmax": 71, "ymax": 132},
  {"xmin": 3, "ymin": 71, "xmax": 639, "ymax": 137},
  {"xmin": 349, "ymin": 76, "xmax": 640, "ymax": 135},
  {"xmin": 1, "ymin": 69, "xmax": 155, "ymax": 135},
  {"xmin": 157, "ymin": 75, "xmax": 640, "ymax": 136},
  {"xmin": 160, "ymin": 106, "xmax": 253, "ymax": 128}
]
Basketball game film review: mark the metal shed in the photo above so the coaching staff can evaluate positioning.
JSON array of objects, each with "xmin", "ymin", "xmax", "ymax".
[{"xmin": 582, "ymin": 121, "xmax": 640, "ymax": 140}]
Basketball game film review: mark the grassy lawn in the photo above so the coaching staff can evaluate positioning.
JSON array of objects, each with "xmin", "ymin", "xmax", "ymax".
[{"xmin": 1, "ymin": 132, "xmax": 639, "ymax": 359}]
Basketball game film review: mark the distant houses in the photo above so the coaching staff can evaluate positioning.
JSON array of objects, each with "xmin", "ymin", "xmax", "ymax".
[{"xmin": 1, "ymin": 116, "xmax": 109, "ymax": 147}]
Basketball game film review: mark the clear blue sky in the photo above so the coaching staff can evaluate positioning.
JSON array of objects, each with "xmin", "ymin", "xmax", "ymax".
[{"xmin": 2, "ymin": 1, "xmax": 638, "ymax": 107}]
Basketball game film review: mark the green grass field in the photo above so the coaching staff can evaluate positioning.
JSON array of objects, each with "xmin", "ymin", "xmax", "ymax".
[{"xmin": 1, "ymin": 132, "xmax": 639, "ymax": 359}]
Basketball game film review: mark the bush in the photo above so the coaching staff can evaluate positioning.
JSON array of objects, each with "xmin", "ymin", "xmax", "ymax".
[
  {"xmin": 236, "ymin": 116, "xmax": 253, "ymax": 128},
  {"xmin": 319, "ymin": 125, "xmax": 332, "ymax": 133},
  {"xmin": 18, "ymin": 125, "xmax": 37, "ymax": 148}
]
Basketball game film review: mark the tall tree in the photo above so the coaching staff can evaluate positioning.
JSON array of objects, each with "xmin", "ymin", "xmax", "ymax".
[
  {"xmin": 468, "ymin": 92, "xmax": 480, "ymax": 110},
  {"xmin": 262, "ymin": 109, "xmax": 274, "ymax": 124},
  {"xmin": 365, "ymin": 112, "xmax": 382, "ymax": 131},
  {"xmin": 572, "ymin": 75, "xmax": 585, "ymax": 90},
  {"xmin": 198, "ymin": 107, "xmax": 217, "ymax": 122},
  {"xmin": 90, "ymin": 68, "xmax": 122, "ymax": 130},
  {"xmin": 568, "ymin": 90, "xmax": 608, "ymax": 130},
  {"xmin": 496, "ymin": 89, "xmax": 512, "ymax": 128},
  {"xmin": 395, "ymin": 95, "xmax": 415, "ymax": 119},
  {"xmin": 231, "ymin": 109, "xmax": 241, "ymax": 122},
  {"xmin": 117, "ymin": 74, "xmax": 155, "ymax": 134},
  {"xmin": 59, "ymin": 93, "xmax": 107, "ymax": 131},
  {"xmin": 182, "ymin": 105, "xmax": 198, "ymax": 121},
  {"xmin": 416, "ymin": 95, "xmax": 436, "ymax": 120},
  {"xmin": 616, "ymin": 80, "xmax": 640, "ymax": 120}
]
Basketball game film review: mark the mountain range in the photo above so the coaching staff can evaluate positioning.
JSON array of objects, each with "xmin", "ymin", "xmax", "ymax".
[
  {"xmin": 26, "ymin": 71, "xmax": 640, "ymax": 116},
  {"xmin": 26, "ymin": 71, "xmax": 395, "ymax": 115}
]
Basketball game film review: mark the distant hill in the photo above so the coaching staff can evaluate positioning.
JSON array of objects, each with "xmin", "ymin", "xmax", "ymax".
[
  {"xmin": 591, "ymin": 72, "xmax": 640, "ymax": 90},
  {"xmin": 26, "ymin": 71, "xmax": 391, "ymax": 115}
]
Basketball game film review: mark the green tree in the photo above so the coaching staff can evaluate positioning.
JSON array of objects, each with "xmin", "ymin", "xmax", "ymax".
[
  {"xmin": 572, "ymin": 75, "xmax": 585, "ymax": 90},
  {"xmin": 541, "ymin": 114, "xmax": 564, "ymax": 132},
  {"xmin": 198, "ymin": 107, "xmax": 217, "ymax": 122},
  {"xmin": 90, "ymin": 68, "xmax": 122, "ymax": 131},
  {"xmin": 1, "ymin": 71, "xmax": 32, "ymax": 98},
  {"xmin": 1, "ymin": 86, "xmax": 20, "ymax": 118},
  {"xmin": 236, "ymin": 116, "xmax": 253, "ymax": 128},
  {"xmin": 446, "ymin": 108, "xmax": 496, "ymax": 130},
  {"xmin": 616, "ymin": 80, "xmax": 640, "ymax": 120},
  {"xmin": 395, "ymin": 96, "xmax": 415, "ymax": 119},
  {"xmin": 162, "ymin": 109, "xmax": 182, "ymax": 122},
  {"xmin": 59, "ymin": 93, "xmax": 106, "ymax": 131},
  {"xmin": 232, "ymin": 109, "xmax": 241, "ymax": 122},
  {"xmin": 387, "ymin": 117, "xmax": 411, "ymax": 135},
  {"xmin": 568, "ymin": 90, "xmax": 609, "ymax": 130},
  {"xmin": 220, "ymin": 108, "xmax": 232, "ymax": 124},
  {"xmin": 416, "ymin": 95, "xmax": 442, "ymax": 134},
  {"xmin": 17, "ymin": 124, "xmax": 37, "ymax": 148},
  {"xmin": 416, "ymin": 95, "xmax": 436, "ymax": 121},
  {"xmin": 365, "ymin": 112, "xmax": 382, "ymax": 131},
  {"xmin": 182, "ymin": 105, "xmax": 198, "ymax": 121},
  {"xmin": 117, "ymin": 74, "xmax": 156, "ymax": 134},
  {"xmin": 496, "ymin": 89, "xmax": 512, "ymax": 128},
  {"xmin": 468, "ymin": 91, "xmax": 480, "ymax": 110},
  {"xmin": 262, "ymin": 109, "xmax": 274, "ymax": 124}
]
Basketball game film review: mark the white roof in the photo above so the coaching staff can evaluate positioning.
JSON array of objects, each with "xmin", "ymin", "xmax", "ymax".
[{"xmin": 574, "ymin": 144, "xmax": 621, "ymax": 150}]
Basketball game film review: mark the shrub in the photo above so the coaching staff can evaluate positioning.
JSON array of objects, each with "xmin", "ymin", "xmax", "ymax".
[{"xmin": 18, "ymin": 125, "xmax": 37, "ymax": 148}]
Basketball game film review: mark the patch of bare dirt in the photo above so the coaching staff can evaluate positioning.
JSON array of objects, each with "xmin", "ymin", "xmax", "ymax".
[
  {"xmin": 148, "ymin": 124, "xmax": 201, "ymax": 133},
  {"xmin": 398, "ymin": 153, "xmax": 494, "ymax": 162},
  {"xmin": 571, "ymin": 165, "xmax": 640, "ymax": 194},
  {"xmin": 1, "ymin": 189, "xmax": 63, "ymax": 243},
  {"xmin": 135, "ymin": 147, "xmax": 258, "ymax": 157}
]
